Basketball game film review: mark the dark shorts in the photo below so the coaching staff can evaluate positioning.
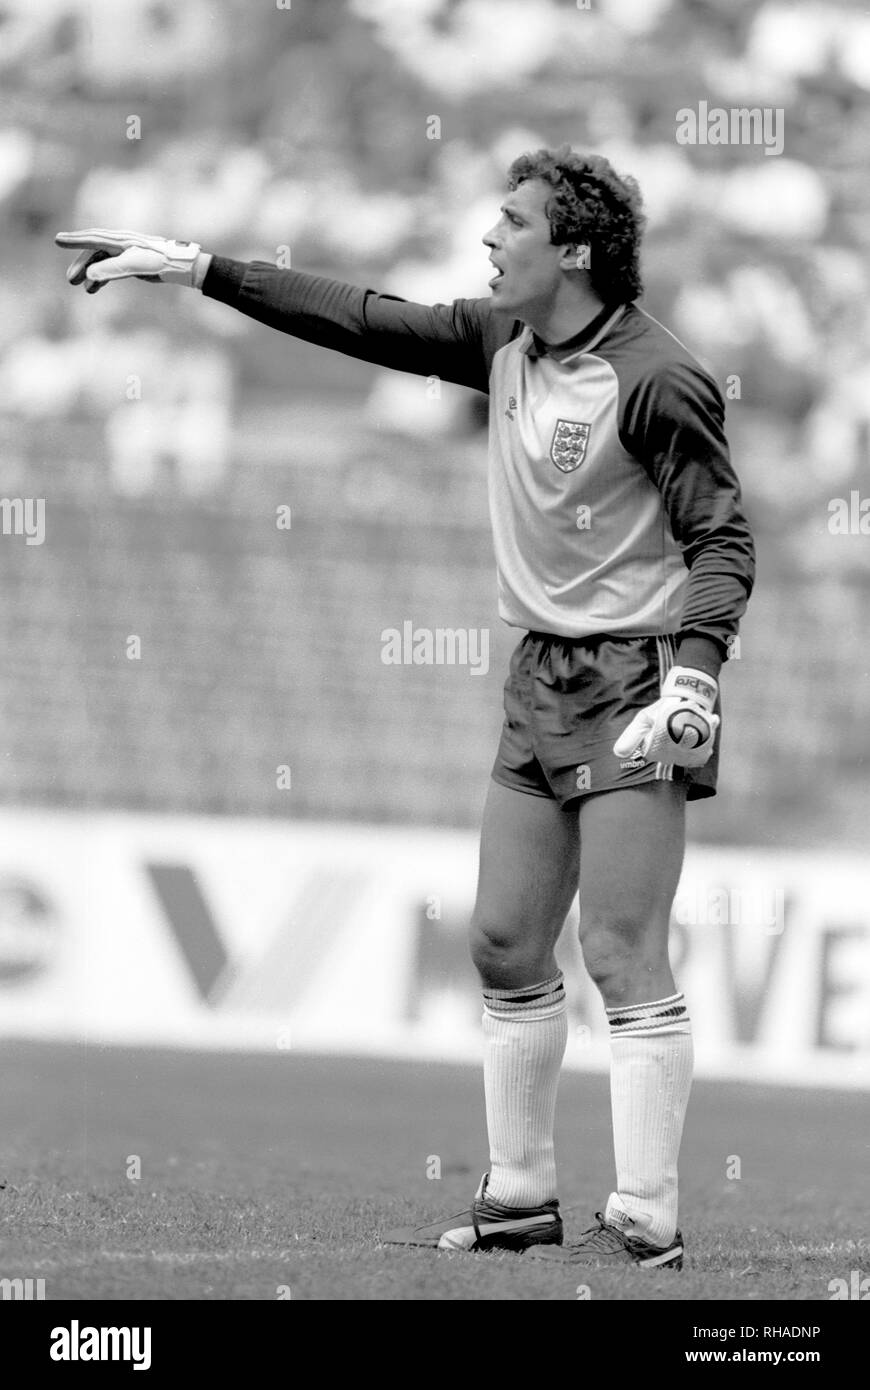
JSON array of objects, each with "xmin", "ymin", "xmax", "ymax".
[{"xmin": 491, "ymin": 631, "xmax": 719, "ymax": 807}]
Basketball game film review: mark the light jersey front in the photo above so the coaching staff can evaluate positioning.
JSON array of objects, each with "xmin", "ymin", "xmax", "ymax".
[{"xmin": 488, "ymin": 307, "xmax": 687, "ymax": 639}]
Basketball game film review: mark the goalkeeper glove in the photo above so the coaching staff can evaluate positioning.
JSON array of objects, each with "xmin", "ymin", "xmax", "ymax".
[
  {"xmin": 55, "ymin": 229, "xmax": 205, "ymax": 293},
  {"xmin": 612, "ymin": 665, "xmax": 719, "ymax": 770}
]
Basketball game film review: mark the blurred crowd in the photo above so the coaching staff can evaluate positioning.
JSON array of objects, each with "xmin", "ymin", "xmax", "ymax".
[
  {"xmin": 1, "ymin": 0, "xmax": 869, "ymax": 838},
  {"xmin": 0, "ymin": 1, "xmax": 867, "ymax": 534}
]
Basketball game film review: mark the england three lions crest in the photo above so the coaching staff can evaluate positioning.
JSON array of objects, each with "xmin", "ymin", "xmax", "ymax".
[{"xmin": 550, "ymin": 419, "xmax": 591, "ymax": 473}]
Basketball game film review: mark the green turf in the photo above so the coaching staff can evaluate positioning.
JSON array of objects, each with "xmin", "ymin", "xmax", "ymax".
[{"xmin": 0, "ymin": 1041, "xmax": 867, "ymax": 1300}]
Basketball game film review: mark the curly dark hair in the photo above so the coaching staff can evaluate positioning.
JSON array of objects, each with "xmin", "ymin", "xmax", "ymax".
[{"xmin": 507, "ymin": 146, "xmax": 646, "ymax": 303}]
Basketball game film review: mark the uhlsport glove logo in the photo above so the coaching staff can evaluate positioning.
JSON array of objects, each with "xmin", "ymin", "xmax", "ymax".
[
  {"xmin": 612, "ymin": 664, "xmax": 720, "ymax": 770},
  {"xmin": 665, "ymin": 704, "xmax": 712, "ymax": 751}
]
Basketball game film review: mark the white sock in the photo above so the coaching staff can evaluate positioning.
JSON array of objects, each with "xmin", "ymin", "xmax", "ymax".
[
  {"xmin": 606, "ymin": 991, "xmax": 693, "ymax": 1247},
  {"xmin": 482, "ymin": 972, "xmax": 567, "ymax": 1208}
]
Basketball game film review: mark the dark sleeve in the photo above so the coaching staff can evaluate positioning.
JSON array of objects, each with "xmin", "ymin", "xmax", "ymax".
[
  {"xmin": 619, "ymin": 360, "xmax": 756, "ymax": 663},
  {"xmin": 202, "ymin": 256, "xmax": 495, "ymax": 393}
]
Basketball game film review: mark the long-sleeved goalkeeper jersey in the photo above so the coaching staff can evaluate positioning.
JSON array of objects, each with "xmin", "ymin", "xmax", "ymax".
[{"xmin": 203, "ymin": 258, "xmax": 755, "ymax": 659}]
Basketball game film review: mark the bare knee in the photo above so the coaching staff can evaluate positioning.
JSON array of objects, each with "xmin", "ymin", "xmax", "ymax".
[
  {"xmin": 469, "ymin": 913, "xmax": 553, "ymax": 989},
  {"xmin": 580, "ymin": 916, "xmax": 668, "ymax": 1004},
  {"xmin": 581, "ymin": 933, "xmax": 634, "ymax": 1000}
]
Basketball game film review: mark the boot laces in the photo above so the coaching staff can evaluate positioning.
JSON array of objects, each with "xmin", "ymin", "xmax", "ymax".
[{"xmin": 572, "ymin": 1212, "xmax": 629, "ymax": 1252}]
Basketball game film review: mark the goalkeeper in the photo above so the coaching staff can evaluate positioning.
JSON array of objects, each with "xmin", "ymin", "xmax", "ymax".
[{"xmin": 56, "ymin": 152, "xmax": 754, "ymax": 1270}]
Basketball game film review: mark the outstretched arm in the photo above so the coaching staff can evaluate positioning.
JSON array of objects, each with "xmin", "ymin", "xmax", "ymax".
[
  {"xmin": 55, "ymin": 230, "xmax": 498, "ymax": 394},
  {"xmin": 202, "ymin": 257, "xmax": 494, "ymax": 393}
]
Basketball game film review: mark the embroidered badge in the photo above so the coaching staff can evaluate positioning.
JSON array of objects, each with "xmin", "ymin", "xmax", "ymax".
[{"xmin": 549, "ymin": 419, "xmax": 591, "ymax": 473}]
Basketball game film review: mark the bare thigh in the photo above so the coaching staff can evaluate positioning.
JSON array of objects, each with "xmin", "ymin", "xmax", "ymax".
[
  {"xmin": 470, "ymin": 780, "xmax": 580, "ymax": 988},
  {"xmin": 577, "ymin": 780, "xmax": 687, "ymax": 1008}
]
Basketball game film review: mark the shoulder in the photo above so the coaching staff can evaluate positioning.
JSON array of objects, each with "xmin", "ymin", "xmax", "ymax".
[
  {"xmin": 454, "ymin": 297, "xmax": 522, "ymax": 352},
  {"xmin": 599, "ymin": 304, "xmax": 724, "ymax": 427}
]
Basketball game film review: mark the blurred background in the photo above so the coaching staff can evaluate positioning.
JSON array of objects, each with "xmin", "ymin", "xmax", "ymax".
[
  {"xmin": 1, "ymin": 0, "xmax": 869, "ymax": 849},
  {"xmin": 2, "ymin": 4, "xmax": 869, "ymax": 1303}
]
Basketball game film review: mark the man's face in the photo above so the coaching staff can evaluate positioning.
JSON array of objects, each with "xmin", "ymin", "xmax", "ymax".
[{"xmin": 482, "ymin": 178, "xmax": 567, "ymax": 316}]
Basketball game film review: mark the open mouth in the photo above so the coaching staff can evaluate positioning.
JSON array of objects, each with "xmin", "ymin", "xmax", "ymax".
[{"xmin": 489, "ymin": 265, "xmax": 504, "ymax": 288}]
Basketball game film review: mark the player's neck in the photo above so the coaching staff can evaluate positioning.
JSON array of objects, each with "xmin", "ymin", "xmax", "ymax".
[{"xmin": 523, "ymin": 285, "xmax": 608, "ymax": 350}]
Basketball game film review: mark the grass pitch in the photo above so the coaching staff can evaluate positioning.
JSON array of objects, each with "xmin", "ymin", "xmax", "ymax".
[{"xmin": 1, "ymin": 1041, "xmax": 867, "ymax": 1301}]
